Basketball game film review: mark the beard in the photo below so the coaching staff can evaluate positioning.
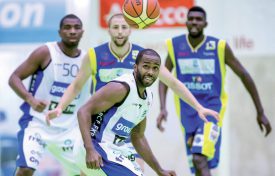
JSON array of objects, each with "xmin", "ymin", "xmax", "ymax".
[
  {"xmin": 189, "ymin": 30, "xmax": 203, "ymax": 39},
  {"xmin": 136, "ymin": 71, "xmax": 155, "ymax": 88},
  {"xmin": 63, "ymin": 40, "xmax": 79, "ymax": 48},
  {"xmin": 113, "ymin": 37, "xmax": 128, "ymax": 47}
]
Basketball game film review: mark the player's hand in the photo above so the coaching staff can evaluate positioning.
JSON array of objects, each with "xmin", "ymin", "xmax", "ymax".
[
  {"xmin": 86, "ymin": 149, "xmax": 104, "ymax": 169},
  {"xmin": 157, "ymin": 169, "xmax": 177, "ymax": 176},
  {"xmin": 197, "ymin": 107, "xmax": 220, "ymax": 123},
  {"xmin": 257, "ymin": 113, "xmax": 272, "ymax": 137},
  {"xmin": 45, "ymin": 107, "xmax": 62, "ymax": 126},
  {"xmin": 156, "ymin": 109, "xmax": 168, "ymax": 132},
  {"xmin": 26, "ymin": 95, "xmax": 48, "ymax": 112}
]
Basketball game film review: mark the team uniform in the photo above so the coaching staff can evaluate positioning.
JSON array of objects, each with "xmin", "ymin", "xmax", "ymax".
[
  {"xmin": 74, "ymin": 73, "xmax": 153, "ymax": 176},
  {"xmin": 88, "ymin": 42, "xmax": 144, "ymax": 158},
  {"xmin": 16, "ymin": 42, "xmax": 86, "ymax": 175},
  {"xmin": 166, "ymin": 34, "xmax": 228, "ymax": 173}
]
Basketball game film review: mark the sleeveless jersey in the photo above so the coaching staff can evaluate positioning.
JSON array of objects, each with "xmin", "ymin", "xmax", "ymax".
[
  {"xmin": 19, "ymin": 42, "xmax": 86, "ymax": 129},
  {"xmin": 166, "ymin": 34, "xmax": 228, "ymax": 132},
  {"xmin": 88, "ymin": 42, "xmax": 144, "ymax": 93},
  {"xmin": 90, "ymin": 73, "xmax": 153, "ymax": 146}
]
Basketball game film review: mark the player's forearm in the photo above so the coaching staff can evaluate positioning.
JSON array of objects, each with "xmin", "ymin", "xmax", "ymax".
[
  {"xmin": 160, "ymin": 72, "xmax": 203, "ymax": 111},
  {"xmin": 131, "ymin": 135, "xmax": 163, "ymax": 174},
  {"xmin": 159, "ymin": 81, "xmax": 168, "ymax": 109},
  {"xmin": 240, "ymin": 71, "xmax": 264, "ymax": 115},
  {"xmin": 9, "ymin": 74, "xmax": 33, "ymax": 102},
  {"xmin": 58, "ymin": 81, "xmax": 83, "ymax": 111},
  {"xmin": 77, "ymin": 107, "xmax": 95, "ymax": 151}
]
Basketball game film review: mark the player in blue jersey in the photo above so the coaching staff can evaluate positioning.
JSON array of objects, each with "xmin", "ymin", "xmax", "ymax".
[
  {"xmin": 157, "ymin": 6, "xmax": 272, "ymax": 176},
  {"xmin": 9, "ymin": 14, "xmax": 86, "ymax": 176}
]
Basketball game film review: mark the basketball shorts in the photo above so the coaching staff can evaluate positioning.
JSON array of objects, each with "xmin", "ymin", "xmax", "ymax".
[
  {"xmin": 16, "ymin": 117, "xmax": 81, "ymax": 175},
  {"xmin": 185, "ymin": 122, "xmax": 222, "ymax": 173},
  {"xmin": 73, "ymin": 137, "xmax": 144, "ymax": 176}
]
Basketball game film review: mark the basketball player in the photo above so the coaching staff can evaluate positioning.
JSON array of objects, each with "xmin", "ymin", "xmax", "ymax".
[
  {"xmin": 74, "ymin": 49, "xmax": 177, "ymax": 176},
  {"xmin": 157, "ymin": 6, "xmax": 272, "ymax": 176},
  {"xmin": 9, "ymin": 14, "xmax": 87, "ymax": 176},
  {"xmin": 46, "ymin": 13, "xmax": 219, "ymax": 173}
]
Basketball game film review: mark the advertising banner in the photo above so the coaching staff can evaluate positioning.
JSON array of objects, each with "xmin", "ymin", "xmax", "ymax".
[
  {"xmin": 99, "ymin": 0, "xmax": 194, "ymax": 28},
  {"xmin": 0, "ymin": 0, "xmax": 66, "ymax": 43}
]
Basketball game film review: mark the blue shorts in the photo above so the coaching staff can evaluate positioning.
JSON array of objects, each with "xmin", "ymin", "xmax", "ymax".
[{"xmin": 185, "ymin": 122, "xmax": 222, "ymax": 173}]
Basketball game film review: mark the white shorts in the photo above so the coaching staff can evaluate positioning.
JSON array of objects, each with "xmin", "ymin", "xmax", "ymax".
[
  {"xmin": 16, "ymin": 118, "xmax": 81, "ymax": 175},
  {"xmin": 73, "ymin": 136, "xmax": 144, "ymax": 176}
]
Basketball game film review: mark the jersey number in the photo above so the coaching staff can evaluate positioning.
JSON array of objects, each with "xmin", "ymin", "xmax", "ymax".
[{"xmin": 63, "ymin": 63, "xmax": 79, "ymax": 77}]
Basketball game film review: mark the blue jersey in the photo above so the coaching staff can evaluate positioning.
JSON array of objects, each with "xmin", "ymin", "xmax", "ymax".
[
  {"xmin": 166, "ymin": 34, "xmax": 228, "ymax": 132},
  {"xmin": 88, "ymin": 42, "xmax": 144, "ymax": 93}
]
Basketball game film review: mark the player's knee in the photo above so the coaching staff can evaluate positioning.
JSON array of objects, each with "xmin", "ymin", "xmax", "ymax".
[
  {"xmin": 192, "ymin": 154, "xmax": 208, "ymax": 169},
  {"xmin": 15, "ymin": 167, "xmax": 34, "ymax": 176}
]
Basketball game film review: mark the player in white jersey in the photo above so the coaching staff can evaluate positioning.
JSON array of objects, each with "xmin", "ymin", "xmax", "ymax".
[
  {"xmin": 9, "ymin": 14, "xmax": 86, "ymax": 176},
  {"xmin": 76, "ymin": 49, "xmax": 176, "ymax": 176}
]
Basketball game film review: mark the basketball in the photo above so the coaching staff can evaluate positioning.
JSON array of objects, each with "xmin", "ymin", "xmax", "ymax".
[{"xmin": 122, "ymin": 0, "xmax": 160, "ymax": 29}]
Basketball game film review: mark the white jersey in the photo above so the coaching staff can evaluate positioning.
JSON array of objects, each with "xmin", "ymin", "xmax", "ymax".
[
  {"xmin": 91, "ymin": 73, "xmax": 153, "ymax": 146},
  {"xmin": 21, "ymin": 42, "xmax": 86, "ymax": 129}
]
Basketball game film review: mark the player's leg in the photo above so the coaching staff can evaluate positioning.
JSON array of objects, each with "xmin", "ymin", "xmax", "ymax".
[
  {"xmin": 15, "ymin": 119, "xmax": 46, "ymax": 176},
  {"xmin": 73, "ymin": 136, "xmax": 107, "ymax": 176},
  {"xmin": 125, "ymin": 141, "xmax": 145, "ymax": 172},
  {"xmin": 47, "ymin": 126, "xmax": 84, "ymax": 176},
  {"xmin": 186, "ymin": 122, "xmax": 221, "ymax": 176}
]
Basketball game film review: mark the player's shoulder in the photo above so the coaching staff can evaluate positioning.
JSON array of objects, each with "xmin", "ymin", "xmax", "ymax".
[
  {"xmin": 131, "ymin": 43, "xmax": 144, "ymax": 50},
  {"xmin": 171, "ymin": 34, "xmax": 186, "ymax": 40},
  {"xmin": 206, "ymin": 35, "xmax": 226, "ymax": 42},
  {"xmin": 93, "ymin": 42, "xmax": 109, "ymax": 50},
  {"xmin": 31, "ymin": 43, "xmax": 51, "ymax": 56}
]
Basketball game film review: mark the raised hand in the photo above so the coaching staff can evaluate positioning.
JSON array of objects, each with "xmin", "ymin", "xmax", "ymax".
[
  {"xmin": 257, "ymin": 113, "xmax": 272, "ymax": 137},
  {"xmin": 156, "ymin": 109, "xmax": 168, "ymax": 132},
  {"xmin": 45, "ymin": 107, "xmax": 62, "ymax": 125},
  {"xmin": 197, "ymin": 107, "xmax": 220, "ymax": 123}
]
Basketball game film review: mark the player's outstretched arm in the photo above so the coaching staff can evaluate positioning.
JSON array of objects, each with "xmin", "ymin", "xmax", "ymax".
[
  {"xmin": 224, "ymin": 43, "xmax": 272, "ymax": 136},
  {"xmin": 159, "ymin": 66, "xmax": 219, "ymax": 123},
  {"xmin": 131, "ymin": 119, "xmax": 176, "ymax": 176},
  {"xmin": 46, "ymin": 53, "xmax": 91, "ymax": 124},
  {"xmin": 157, "ymin": 55, "xmax": 173, "ymax": 131}
]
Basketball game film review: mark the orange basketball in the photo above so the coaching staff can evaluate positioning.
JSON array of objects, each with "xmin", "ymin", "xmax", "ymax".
[{"xmin": 122, "ymin": 0, "xmax": 160, "ymax": 29}]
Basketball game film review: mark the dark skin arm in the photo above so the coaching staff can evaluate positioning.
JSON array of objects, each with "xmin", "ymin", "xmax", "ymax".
[
  {"xmin": 8, "ymin": 45, "xmax": 50, "ymax": 112},
  {"xmin": 224, "ymin": 43, "xmax": 272, "ymax": 136},
  {"xmin": 157, "ymin": 54, "xmax": 174, "ymax": 131},
  {"xmin": 131, "ymin": 118, "xmax": 176, "ymax": 176},
  {"xmin": 77, "ymin": 82, "xmax": 128, "ymax": 169}
]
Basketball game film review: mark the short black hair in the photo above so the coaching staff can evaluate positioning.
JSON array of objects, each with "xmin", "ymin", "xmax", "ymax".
[
  {"xmin": 187, "ymin": 6, "xmax": 207, "ymax": 20},
  {"xmin": 108, "ymin": 13, "xmax": 125, "ymax": 28},
  {"xmin": 59, "ymin": 14, "xmax": 82, "ymax": 29},
  {"xmin": 135, "ymin": 49, "xmax": 161, "ymax": 64}
]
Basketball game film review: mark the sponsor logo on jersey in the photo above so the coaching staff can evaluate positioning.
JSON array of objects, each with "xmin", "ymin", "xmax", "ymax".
[
  {"xmin": 178, "ymin": 58, "xmax": 215, "ymax": 74},
  {"xmin": 28, "ymin": 133, "xmax": 46, "ymax": 148},
  {"xmin": 62, "ymin": 139, "xmax": 73, "ymax": 151},
  {"xmin": 50, "ymin": 82, "xmax": 69, "ymax": 97},
  {"xmin": 206, "ymin": 41, "xmax": 216, "ymax": 50},
  {"xmin": 50, "ymin": 81, "xmax": 80, "ymax": 99},
  {"xmin": 184, "ymin": 82, "xmax": 213, "ymax": 91},
  {"xmin": 49, "ymin": 101, "xmax": 75, "ymax": 114},
  {"xmin": 192, "ymin": 134, "xmax": 204, "ymax": 147},
  {"xmin": 112, "ymin": 117, "xmax": 135, "ymax": 137},
  {"xmin": 90, "ymin": 112, "xmax": 104, "ymax": 137},
  {"xmin": 132, "ymin": 50, "xmax": 139, "ymax": 60}
]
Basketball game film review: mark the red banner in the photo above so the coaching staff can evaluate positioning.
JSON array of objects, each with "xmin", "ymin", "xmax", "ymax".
[{"xmin": 100, "ymin": 0, "xmax": 194, "ymax": 28}]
